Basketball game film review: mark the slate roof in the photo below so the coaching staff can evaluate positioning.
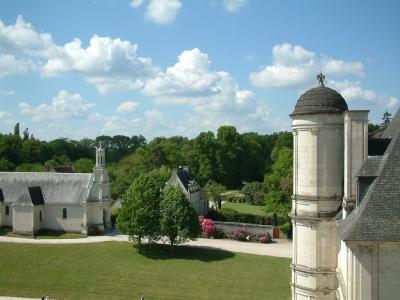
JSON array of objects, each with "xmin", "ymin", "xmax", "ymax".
[
  {"xmin": 290, "ymin": 86, "xmax": 348, "ymax": 117},
  {"xmin": 339, "ymin": 108, "xmax": 400, "ymax": 241},
  {"xmin": 176, "ymin": 168, "xmax": 200, "ymax": 193},
  {"xmin": 0, "ymin": 172, "xmax": 93, "ymax": 205}
]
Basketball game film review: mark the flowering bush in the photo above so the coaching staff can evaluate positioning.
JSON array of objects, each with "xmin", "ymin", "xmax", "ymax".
[
  {"xmin": 200, "ymin": 216, "xmax": 216, "ymax": 238},
  {"xmin": 258, "ymin": 233, "xmax": 272, "ymax": 244},
  {"xmin": 234, "ymin": 227, "xmax": 250, "ymax": 242}
]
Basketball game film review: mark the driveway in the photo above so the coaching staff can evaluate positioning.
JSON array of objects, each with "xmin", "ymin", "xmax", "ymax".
[{"xmin": 0, "ymin": 235, "xmax": 292, "ymax": 258}]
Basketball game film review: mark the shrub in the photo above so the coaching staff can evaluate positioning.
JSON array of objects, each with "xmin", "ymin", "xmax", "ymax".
[
  {"xmin": 110, "ymin": 208, "xmax": 120, "ymax": 228},
  {"xmin": 211, "ymin": 229, "xmax": 225, "ymax": 239},
  {"xmin": 87, "ymin": 224, "xmax": 101, "ymax": 236},
  {"xmin": 234, "ymin": 227, "xmax": 250, "ymax": 242},
  {"xmin": 258, "ymin": 233, "xmax": 272, "ymax": 244},
  {"xmin": 278, "ymin": 222, "xmax": 292, "ymax": 239},
  {"xmin": 200, "ymin": 217, "xmax": 216, "ymax": 238}
]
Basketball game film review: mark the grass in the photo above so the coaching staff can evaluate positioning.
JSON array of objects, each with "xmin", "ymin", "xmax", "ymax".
[
  {"xmin": 222, "ymin": 202, "xmax": 267, "ymax": 216},
  {"xmin": 0, "ymin": 242, "xmax": 291, "ymax": 300},
  {"xmin": 0, "ymin": 228, "xmax": 85, "ymax": 239}
]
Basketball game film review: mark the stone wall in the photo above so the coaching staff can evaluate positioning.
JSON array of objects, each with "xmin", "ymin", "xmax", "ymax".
[{"xmin": 214, "ymin": 221, "xmax": 276, "ymax": 237}]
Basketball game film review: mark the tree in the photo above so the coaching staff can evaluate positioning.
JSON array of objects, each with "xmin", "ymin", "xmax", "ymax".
[
  {"xmin": 22, "ymin": 128, "xmax": 29, "ymax": 141},
  {"xmin": 160, "ymin": 185, "xmax": 201, "ymax": 246},
  {"xmin": 14, "ymin": 123, "xmax": 20, "ymax": 136},
  {"xmin": 117, "ymin": 174, "xmax": 161, "ymax": 245},
  {"xmin": 381, "ymin": 110, "xmax": 392, "ymax": 127},
  {"xmin": 74, "ymin": 158, "xmax": 94, "ymax": 173},
  {"xmin": 204, "ymin": 181, "xmax": 226, "ymax": 209},
  {"xmin": 241, "ymin": 181, "xmax": 266, "ymax": 205},
  {"xmin": 15, "ymin": 163, "xmax": 43, "ymax": 172}
]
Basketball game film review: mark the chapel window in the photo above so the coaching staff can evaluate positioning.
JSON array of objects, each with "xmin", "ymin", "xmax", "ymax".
[
  {"xmin": 5, "ymin": 205, "xmax": 9, "ymax": 216},
  {"xmin": 39, "ymin": 211, "xmax": 42, "ymax": 222},
  {"xmin": 62, "ymin": 208, "xmax": 67, "ymax": 219}
]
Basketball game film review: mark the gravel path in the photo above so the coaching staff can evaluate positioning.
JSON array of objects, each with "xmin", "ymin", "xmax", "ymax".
[{"xmin": 0, "ymin": 235, "xmax": 292, "ymax": 258}]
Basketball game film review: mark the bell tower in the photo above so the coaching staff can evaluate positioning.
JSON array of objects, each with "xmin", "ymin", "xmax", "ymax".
[
  {"xmin": 290, "ymin": 74, "xmax": 348, "ymax": 299},
  {"xmin": 93, "ymin": 142, "xmax": 109, "ymax": 201}
]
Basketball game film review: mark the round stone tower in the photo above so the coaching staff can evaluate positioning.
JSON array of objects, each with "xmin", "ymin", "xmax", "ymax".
[{"xmin": 290, "ymin": 74, "xmax": 348, "ymax": 299}]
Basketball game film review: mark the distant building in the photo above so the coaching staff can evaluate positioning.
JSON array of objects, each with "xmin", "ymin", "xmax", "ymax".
[
  {"xmin": 0, "ymin": 145, "xmax": 110, "ymax": 235},
  {"xmin": 290, "ymin": 74, "xmax": 400, "ymax": 299},
  {"xmin": 166, "ymin": 166, "xmax": 208, "ymax": 215}
]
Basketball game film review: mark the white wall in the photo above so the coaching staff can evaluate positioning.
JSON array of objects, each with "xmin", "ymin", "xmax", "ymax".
[
  {"xmin": 2, "ymin": 203, "xmax": 13, "ymax": 227},
  {"xmin": 43, "ymin": 204, "xmax": 84, "ymax": 233},
  {"xmin": 13, "ymin": 206, "xmax": 34, "ymax": 234}
]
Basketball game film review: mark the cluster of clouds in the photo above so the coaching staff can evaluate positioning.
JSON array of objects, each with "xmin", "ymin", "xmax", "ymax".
[
  {"xmin": 250, "ymin": 43, "xmax": 398, "ymax": 109},
  {"xmin": 129, "ymin": 0, "xmax": 249, "ymax": 24},
  {"xmin": 0, "ymin": 15, "xmax": 398, "ymax": 139}
]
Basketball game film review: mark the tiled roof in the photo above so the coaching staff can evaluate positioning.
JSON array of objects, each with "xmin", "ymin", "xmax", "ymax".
[
  {"xmin": 290, "ymin": 86, "xmax": 348, "ymax": 117},
  {"xmin": 0, "ymin": 172, "xmax": 93, "ymax": 205},
  {"xmin": 339, "ymin": 108, "xmax": 400, "ymax": 241}
]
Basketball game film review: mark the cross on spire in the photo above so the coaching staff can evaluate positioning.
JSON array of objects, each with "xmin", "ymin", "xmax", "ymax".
[{"xmin": 317, "ymin": 72, "xmax": 325, "ymax": 87}]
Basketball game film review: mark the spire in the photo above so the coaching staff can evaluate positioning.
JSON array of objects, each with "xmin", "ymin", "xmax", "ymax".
[{"xmin": 95, "ymin": 142, "xmax": 106, "ymax": 167}]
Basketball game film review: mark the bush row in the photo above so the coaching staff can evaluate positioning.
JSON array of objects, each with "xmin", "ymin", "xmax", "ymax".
[{"xmin": 206, "ymin": 208, "xmax": 287, "ymax": 226}]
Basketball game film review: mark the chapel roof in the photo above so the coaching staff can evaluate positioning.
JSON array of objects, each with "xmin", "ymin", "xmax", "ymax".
[
  {"xmin": 290, "ymin": 85, "xmax": 348, "ymax": 117},
  {"xmin": 170, "ymin": 166, "xmax": 200, "ymax": 193},
  {"xmin": 339, "ymin": 108, "xmax": 400, "ymax": 241},
  {"xmin": 0, "ymin": 172, "xmax": 93, "ymax": 205}
]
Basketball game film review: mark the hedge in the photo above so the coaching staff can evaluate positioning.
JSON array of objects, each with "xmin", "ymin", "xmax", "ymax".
[{"xmin": 206, "ymin": 208, "xmax": 287, "ymax": 226}]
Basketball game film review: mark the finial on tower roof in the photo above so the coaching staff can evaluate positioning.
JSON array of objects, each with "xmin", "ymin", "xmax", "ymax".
[
  {"xmin": 317, "ymin": 72, "xmax": 325, "ymax": 87},
  {"xmin": 99, "ymin": 141, "xmax": 102, "ymax": 149}
]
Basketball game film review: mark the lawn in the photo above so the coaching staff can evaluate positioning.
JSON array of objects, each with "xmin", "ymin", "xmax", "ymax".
[
  {"xmin": 0, "ymin": 242, "xmax": 291, "ymax": 300},
  {"xmin": 0, "ymin": 228, "xmax": 84, "ymax": 239},
  {"xmin": 222, "ymin": 202, "xmax": 267, "ymax": 216}
]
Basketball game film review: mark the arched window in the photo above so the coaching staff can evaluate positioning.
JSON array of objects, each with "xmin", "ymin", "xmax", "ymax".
[
  {"xmin": 5, "ymin": 205, "xmax": 9, "ymax": 216},
  {"xmin": 39, "ymin": 211, "xmax": 42, "ymax": 222},
  {"xmin": 62, "ymin": 208, "xmax": 67, "ymax": 219}
]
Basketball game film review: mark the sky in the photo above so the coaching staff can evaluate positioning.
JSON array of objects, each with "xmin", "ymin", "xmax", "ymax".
[{"xmin": 0, "ymin": 0, "xmax": 399, "ymax": 141}]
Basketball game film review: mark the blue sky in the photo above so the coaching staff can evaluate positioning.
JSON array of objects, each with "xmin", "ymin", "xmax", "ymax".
[{"xmin": 0, "ymin": 0, "xmax": 399, "ymax": 140}]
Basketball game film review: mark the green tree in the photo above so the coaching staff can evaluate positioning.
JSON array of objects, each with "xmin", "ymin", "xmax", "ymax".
[
  {"xmin": 13, "ymin": 123, "xmax": 20, "ymax": 136},
  {"xmin": 368, "ymin": 123, "xmax": 380, "ymax": 133},
  {"xmin": 381, "ymin": 110, "xmax": 392, "ymax": 127},
  {"xmin": 216, "ymin": 126, "xmax": 242, "ymax": 187},
  {"xmin": 241, "ymin": 181, "xmax": 266, "ymax": 205},
  {"xmin": 160, "ymin": 185, "xmax": 201, "ymax": 246},
  {"xmin": 0, "ymin": 158, "xmax": 15, "ymax": 171},
  {"xmin": 15, "ymin": 163, "xmax": 43, "ymax": 172},
  {"xmin": 204, "ymin": 181, "xmax": 226, "ymax": 209},
  {"xmin": 117, "ymin": 174, "xmax": 161, "ymax": 245},
  {"xmin": 74, "ymin": 158, "xmax": 94, "ymax": 173}
]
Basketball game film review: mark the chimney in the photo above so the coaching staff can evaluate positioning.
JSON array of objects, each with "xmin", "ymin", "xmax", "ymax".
[
  {"xmin": 44, "ymin": 162, "xmax": 49, "ymax": 172},
  {"xmin": 183, "ymin": 166, "xmax": 189, "ymax": 173}
]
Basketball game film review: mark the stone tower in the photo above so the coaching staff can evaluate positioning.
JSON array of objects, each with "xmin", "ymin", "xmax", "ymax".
[
  {"xmin": 93, "ymin": 142, "xmax": 109, "ymax": 201},
  {"xmin": 290, "ymin": 74, "xmax": 348, "ymax": 299}
]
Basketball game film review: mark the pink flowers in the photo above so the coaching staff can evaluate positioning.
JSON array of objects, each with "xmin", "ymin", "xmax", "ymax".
[{"xmin": 199, "ymin": 215, "xmax": 216, "ymax": 238}]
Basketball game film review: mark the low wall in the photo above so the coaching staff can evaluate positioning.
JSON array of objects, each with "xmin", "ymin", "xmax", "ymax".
[{"xmin": 214, "ymin": 221, "xmax": 275, "ymax": 237}]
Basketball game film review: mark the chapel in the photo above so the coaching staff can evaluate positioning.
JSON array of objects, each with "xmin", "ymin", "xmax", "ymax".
[{"xmin": 0, "ymin": 145, "xmax": 111, "ymax": 235}]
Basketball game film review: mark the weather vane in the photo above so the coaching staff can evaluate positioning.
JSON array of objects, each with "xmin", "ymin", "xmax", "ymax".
[{"xmin": 317, "ymin": 72, "xmax": 325, "ymax": 87}]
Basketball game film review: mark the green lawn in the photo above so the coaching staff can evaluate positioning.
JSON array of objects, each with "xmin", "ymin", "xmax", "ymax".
[
  {"xmin": 222, "ymin": 202, "xmax": 267, "ymax": 216},
  {"xmin": 0, "ymin": 242, "xmax": 291, "ymax": 300},
  {"xmin": 0, "ymin": 228, "xmax": 84, "ymax": 239}
]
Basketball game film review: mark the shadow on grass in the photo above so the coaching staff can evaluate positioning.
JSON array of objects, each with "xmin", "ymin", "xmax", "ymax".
[{"xmin": 137, "ymin": 243, "xmax": 235, "ymax": 262}]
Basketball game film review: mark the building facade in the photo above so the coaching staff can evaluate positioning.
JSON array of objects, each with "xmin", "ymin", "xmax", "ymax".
[
  {"xmin": 0, "ymin": 145, "xmax": 111, "ymax": 235},
  {"xmin": 290, "ymin": 74, "xmax": 400, "ymax": 299},
  {"xmin": 166, "ymin": 166, "xmax": 208, "ymax": 215}
]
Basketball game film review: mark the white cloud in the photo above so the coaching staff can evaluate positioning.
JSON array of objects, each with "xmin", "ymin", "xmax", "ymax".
[
  {"xmin": 0, "ymin": 54, "xmax": 34, "ymax": 78},
  {"xmin": 329, "ymin": 80, "xmax": 399, "ymax": 109},
  {"xmin": 130, "ymin": 0, "xmax": 144, "ymax": 8},
  {"xmin": 0, "ymin": 85, "xmax": 15, "ymax": 96},
  {"xmin": 144, "ymin": 48, "xmax": 255, "ymax": 112},
  {"xmin": 223, "ymin": 0, "xmax": 249, "ymax": 12},
  {"xmin": 250, "ymin": 43, "xmax": 365, "ymax": 89},
  {"xmin": 145, "ymin": 0, "xmax": 182, "ymax": 24},
  {"xmin": 116, "ymin": 101, "xmax": 140, "ymax": 113},
  {"xmin": 0, "ymin": 111, "xmax": 14, "ymax": 125},
  {"xmin": 42, "ymin": 36, "xmax": 157, "ymax": 94},
  {"xmin": 19, "ymin": 90, "xmax": 94, "ymax": 122},
  {"xmin": 0, "ymin": 15, "xmax": 59, "ymax": 57}
]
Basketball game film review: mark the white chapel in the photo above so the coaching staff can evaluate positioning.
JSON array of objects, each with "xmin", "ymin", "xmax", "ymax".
[
  {"xmin": 290, "ymin": 73, "xmax": 400, "ymax": 299},
  {"xmin": 0, "ymin": 144, "xmax": 111, "ymax": 235}
]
